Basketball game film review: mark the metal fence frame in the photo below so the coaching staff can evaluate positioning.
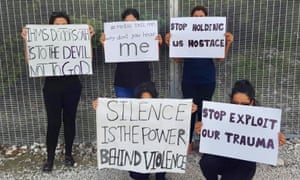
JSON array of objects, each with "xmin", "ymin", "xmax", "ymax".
[{"xmin": 0, "ymin": 0, "xmax": 299, "ymax": 145}]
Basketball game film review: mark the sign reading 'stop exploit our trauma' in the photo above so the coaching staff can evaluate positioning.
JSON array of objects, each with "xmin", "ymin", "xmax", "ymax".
[
  {"xmin": 170, "ymin": 17, "xmax": 226, "ymax": 58},
  {"xmin": 25, "ymin": 24, "xmax": 93, "ymax": 77},
  {"xmin": 199, "ymin": 101, "xmax": 282, "ymax": 165}
]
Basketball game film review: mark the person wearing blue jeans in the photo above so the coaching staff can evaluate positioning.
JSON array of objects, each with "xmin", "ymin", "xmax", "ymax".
[{"xmin": 99, "ymin": 8, "xmax": 162, "ymax": 98}]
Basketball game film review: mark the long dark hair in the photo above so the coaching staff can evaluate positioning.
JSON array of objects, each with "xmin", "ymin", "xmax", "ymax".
[
  {"xmin": 49, "ymin": 11, "xmax": 70, "ymax": 24},
  {"xmin": 230, "ymin": 80, "xmax": 257, "ymax": 105},
  {"xmin": 121, "ymin": 8, "xmax": 140, "ymax": 20},
  {"xmin": 134, "ymin": 81, "xmax": 158, "ymax": 98}
]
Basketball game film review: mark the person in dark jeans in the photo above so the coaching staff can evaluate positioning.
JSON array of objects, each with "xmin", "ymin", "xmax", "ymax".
[{"xmin": 21, "ymin": 11, "xmax": 95, "ymax": 172}]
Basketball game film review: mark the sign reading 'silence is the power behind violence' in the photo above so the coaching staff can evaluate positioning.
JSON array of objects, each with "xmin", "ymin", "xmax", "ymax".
[{"xmin": 96, "ymin": 98, "xmax": 192, "ymax": 173}]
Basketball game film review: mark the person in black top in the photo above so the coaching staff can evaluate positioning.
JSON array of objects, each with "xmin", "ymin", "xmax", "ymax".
[
  {"xmin": 100, "ymin": 8, "xmax": 162, "ymax": 98},
  {"xmin": 22, "ymin": 11, "xmax": 95, "ymax": 172}
]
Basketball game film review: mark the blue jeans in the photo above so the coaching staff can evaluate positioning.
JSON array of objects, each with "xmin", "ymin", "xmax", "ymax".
[{"xmin": 115, "ymin": 86, "xmax": 134, "ymax": 98}]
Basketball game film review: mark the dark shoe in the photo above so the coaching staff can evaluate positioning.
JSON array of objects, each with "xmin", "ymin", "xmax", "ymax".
[
  {"xmin": 65, "ymin": 155, "xmax": 75, "ymax": 167},
  {"xmin": 42, "ymin": 161, "xmax": 53, "ymax": 172},
  {"xmin": 156, "ymin": 172, "xmax": 166, "ymax": 180}
]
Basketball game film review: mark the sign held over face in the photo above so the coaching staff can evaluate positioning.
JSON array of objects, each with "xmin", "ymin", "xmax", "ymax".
[
  {"xmin": 199, "ymin": 101, "xmax": 282, "ymax": 165},
  {"xmin": 96, "ymin": 98, "xmax": 192, "ymax": 173},
  {"xmin": 104, "ymin": 20, "xmax": 159, "ymax": 63},
  {"xmin": 25, "ymin": 24, "xmax": 93, "ymax": 77},
  {"xmin": 170, "ymin": 17, "xmax": 226, "ymax": 58}
]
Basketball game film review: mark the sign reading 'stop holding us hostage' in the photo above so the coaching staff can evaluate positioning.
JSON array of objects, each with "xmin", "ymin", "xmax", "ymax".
[
  {"xmin": 96, "ymin": 98, "xmax": 192, "ymax": 173},
  {"xmin": 170, "ymin": 17, "xmax": 226, "ymax": 58},
  {"xmin": 25, "ymin": 24, "xmax": 92, "ymax": 77},
  {"xmin": 104, "ymin": 20, "xmax": 159, "ymax": 63},
  {"xmin": 199, "ymin": 101, "xmax": 282, "ymax": 165}
]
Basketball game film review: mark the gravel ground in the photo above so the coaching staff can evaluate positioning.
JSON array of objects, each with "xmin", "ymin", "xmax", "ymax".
[{"xmin": 0, "ymin": 138, "xmax": 299, "ymax": 180}]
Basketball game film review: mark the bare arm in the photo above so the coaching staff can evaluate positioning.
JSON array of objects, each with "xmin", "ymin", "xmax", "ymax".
[
  {"xmin": 195, "ymin": 121, "xmax": 203, "ymax": 135},
  {"xmin": 92, "ymin": 99, "xmax": 98, "ymax": 110},
  {"xmin": 99, "ymin": 33, "xmax": 105, "ymax": 47},
  {"xmin": 88, "ymin": 25, "xmax": 95, "ymax": 60},
  {"xmin": 278, "ymin": 132, "xmax": 286, "ymax": 146},
  {"xmin": 21, "ymin": 27, "xmax": 29, "ymax": 64},
  {"xmin": 215, "ymin": 32, "xmax": 234, "ymax": 62}
]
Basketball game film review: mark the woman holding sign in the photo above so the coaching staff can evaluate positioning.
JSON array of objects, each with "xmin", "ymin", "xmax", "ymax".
[
  {"xmin": 99, "ymin": 8, "xmax": 163, "ymax": 98},
  {"xmin": 21, "ymin": 11, "xmax": 95, "ymax": 172},
  {"xmin": 93, "ymin": 82, "xmax": 166, "ymax": 180},
  {"xmin": 164, "ymin": 5, "xmax": 234, "ymax": 154},
  {"xmin": 93, "ymin": 82, "xmax": 198, "ymax": 180},
  {"xmin": 195, "ymin": 80, "xmax": 286, "ymax": 180},
  {"xmin": 127, "ymin": 82, "xmax": 167, "ymax": 180}
]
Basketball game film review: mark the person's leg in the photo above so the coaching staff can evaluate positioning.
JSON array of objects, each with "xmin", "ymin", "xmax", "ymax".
[
  {"xmin": 200, "ymin": 154, "xmax": 225, "ymax": 180},
  {"xmin": 115, "ymin": 85, "xmax": 134, "ymax": 98},
  {"xmin": 62, "ymin": 79, "xmax": 81, "ymax": 166},
  {"xmin": 129, "ymin": 171, "xmax": 150, "ymax": 180},
  {"xmin": 221, "ymin": 159, "xmax": 256, "ymax": 180},
  {"xmin": 181, "ymin": 82, "xmax": 196, "ymax": 154},
  {"xmin": 181, "ymin": 82, "xmax": 197, "ymax": 147},
  {"xmin": 43, "ymin": 82, "xmax": 63, "ymax": 171},
  {"xmin": 194, "ymin": 83, "xmax": 216, "ymax": 121}
]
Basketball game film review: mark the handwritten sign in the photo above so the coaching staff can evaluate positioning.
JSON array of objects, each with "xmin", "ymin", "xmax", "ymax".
[
  {"xmin": 170, "ymin": 17, "xmax": 226, "ymax": 58},
  {"xmin": 104, "ymin": 20, "xmax": 159, "ymax": 63},
  {"xmin": 25, "ymin": 24, "xmax": 92, "ymax": 77},
  {"xmin": 96, "ymin": 98, "xmax": 192, "ymax": 173},
  {"xmin": 199, "ymin": 101, "xmax": 281, "ymax": 165}
]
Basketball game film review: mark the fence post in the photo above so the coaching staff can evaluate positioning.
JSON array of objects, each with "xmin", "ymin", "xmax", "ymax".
[{"xmin": 169, "ymin": 0, "xmax": 181, "ymax": 98}]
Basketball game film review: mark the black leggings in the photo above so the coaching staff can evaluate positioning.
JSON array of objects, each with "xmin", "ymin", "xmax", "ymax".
[
  {"xmin": 43, "ymin": 76, "xmax": 81, "ymax": 160},
  {"xmin": 129, "ymin": 171, "xmax": 166, "ymax": 180},
  {"xmin": 181, "ymin": 82, "xmax": 215, "ymax": 143},
  {"xmin": 200, "ymin": 154, "xmax": 256, "ymax": 180}
]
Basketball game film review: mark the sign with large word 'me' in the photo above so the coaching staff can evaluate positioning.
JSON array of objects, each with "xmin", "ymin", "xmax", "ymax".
[
  {"xmin": 199, "ymin": 101, "xmax": 282, "ymax": 165},
  {"xmin": 104, "ymin": 20, "xmax": 159, "ymax": 63},
  {"xmin": 170, "ymin": 17, "xmax": 226, "ymax": 58},
  {"xmin": 25, "ymin": 24, "xmax": 92, "ymax": 77},
  {"xmin": 96, "ymin": 98, "xmax": 192, "ymax": 173}
]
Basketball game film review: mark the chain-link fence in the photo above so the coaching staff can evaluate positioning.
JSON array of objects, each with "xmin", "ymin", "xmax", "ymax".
[{"xmin": 0, "ymin": 0, "xmax": 299, "ymax": 145}]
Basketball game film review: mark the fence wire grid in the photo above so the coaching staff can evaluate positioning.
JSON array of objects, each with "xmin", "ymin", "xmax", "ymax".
[{"xmin": 0, "ymin": 0, "xmax": 299, "ymax": 145}]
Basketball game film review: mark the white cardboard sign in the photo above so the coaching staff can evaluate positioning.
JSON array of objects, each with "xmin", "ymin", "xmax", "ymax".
[
  {"xmin": 200, "ymin": 101, "xmax": 282, "ymax": 165},
  {"xmin": 104, "ymin": 20, "xmax": 159, "ymax": 63},
  {"xmin": 96, "ymin": 98, "xmax": 192, "ymax": 173},
  {"xmin": 25, "ymin": 24, "xmax": 92, "ymax": 77},
  {"xmin": 170, "ymin": 17, "xmax": 226, "ymax": 58}
]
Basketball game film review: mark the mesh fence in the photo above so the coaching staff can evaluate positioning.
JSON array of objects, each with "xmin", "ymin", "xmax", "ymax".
[{"xmin": 0, "ymin": 0, "xmax": 299, "ymax": 145}]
